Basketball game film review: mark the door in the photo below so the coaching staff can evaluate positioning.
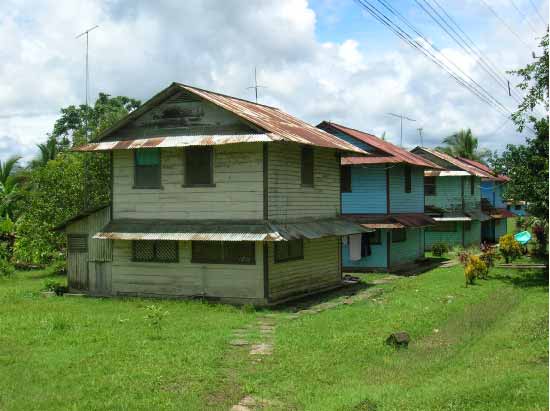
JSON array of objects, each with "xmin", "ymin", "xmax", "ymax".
[{"xmin": 67, "ymin": 234, "xmax": 89, "ymax": 291}]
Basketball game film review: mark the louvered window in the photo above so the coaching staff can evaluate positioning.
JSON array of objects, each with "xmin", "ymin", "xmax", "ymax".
[
  {"xmin": 301, "ymin": 147, "xmax": 314, "ymax": 186},
  {"xmin": 191, "ymin": 241, "xmax": 255, "ymax": 264},
  {"xmin": 68, "ymin": 235, "xmax": 88, "ymax": 253},
  {"xmin": 185, "ymin": 147, "xmax": 213, "ymax": 186},
  {"xmin": 134, "ymin": 149, "xmax": 161, "ymax": 188},
  {"xmin": 132, "ymin": 241, "xmax": 178, "ymax": 262},
  {"xmin": 425, "ymin": 176, "xmax": 436, "ymax": 196},
  {"xmin": 341, "ymin": 166, "xmax": 352, "ymax": 193},
  {"xmin": 404, "ymin": 165, "xmax": 412, "ymax": 193},
  {"xmin": 274, "ymin": 239, "xmax": 304, "ymax": 263}
]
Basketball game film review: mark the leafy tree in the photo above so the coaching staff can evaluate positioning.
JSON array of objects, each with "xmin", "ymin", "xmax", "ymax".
[
  {"xmin": 0, "ymin": 156, "xmax": 22, "ymax": 220},
  {"xmin": 29, "ymin": 137, "xmax": 59, "ymax": 169},
  {"xmin": 0, "ymin": 156, "xmax": 21, "ymax": 185},
  {"xmin": 436, "ymin": 128, "xmax": 489, "ymax": 162}
]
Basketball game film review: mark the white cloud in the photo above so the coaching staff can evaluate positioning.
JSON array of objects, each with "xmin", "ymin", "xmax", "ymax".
[{"xmin": 0, "ymin": 0, "xmax": 544, "ymax": 163}]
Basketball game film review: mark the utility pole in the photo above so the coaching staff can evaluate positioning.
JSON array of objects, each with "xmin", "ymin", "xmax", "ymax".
[
  {"xmin": 417, "ymin": 127, "xmax": 424, "ymax": 147},
  {"xmin": 387, "ymin": 113, "xmax": 416, "ymax": 147},
  {"xmin": 246, "ymin": 67, "xmax": 266, "ymax": 103},
  {"xmin": 76, "ymin": 25, "xmax": 99, "ymax": 142}
]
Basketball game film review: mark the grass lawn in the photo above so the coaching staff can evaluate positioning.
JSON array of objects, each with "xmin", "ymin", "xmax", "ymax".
[{"xmin": 0, "ymin": 264, "xmax": 547, "ymax": 410}]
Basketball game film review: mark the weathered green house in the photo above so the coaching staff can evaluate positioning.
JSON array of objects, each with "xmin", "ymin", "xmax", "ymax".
[
  {"xmin": 410, "ymin": 147, "xmax": 493, "ymax": 250},
  {"xmin": 57, "ymin": 83, "xmax": 368, "ymax": 305}
]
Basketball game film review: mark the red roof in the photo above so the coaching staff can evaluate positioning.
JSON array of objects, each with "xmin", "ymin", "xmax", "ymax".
[
  {"xmin": 413, "ymin": 147, "xmax": 495, "ymax": 178},
  {"xmin": 319, "ymin": 122, "xmax": 442, "ymax": 168},
  {"xmin": 458, "ymin": 157, "xmax": 510, "ymax": 182}
]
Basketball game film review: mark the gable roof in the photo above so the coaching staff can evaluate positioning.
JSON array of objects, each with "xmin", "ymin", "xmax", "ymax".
[
  {"xmin": 457, "ymin": 157, "xmax": 510, "ymax": 182},
  {"xmin": 411, "ymin": 147, "xmax": 495, "ymax": 178},
  {"xmin": 75, "ymin": 83, "xmax": 365, "ymax": 155},
  {"xmin": 318, "ymin": 121, "xmax": 441, "ymax": 168}
]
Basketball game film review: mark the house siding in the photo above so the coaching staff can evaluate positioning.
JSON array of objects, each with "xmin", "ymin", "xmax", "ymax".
[
  {"xmin": 425, "ymin": 176, "xmax": 463, "ymax": 210},
  {"xmin": 113, "ymin": 144, "xmax": 264, "ymax": 220},
  {"xmin": 425, "ymin": 223, "xmax": 463, "ymax": 250},
  {"xmin": 268, "ymin": 236, "xmax": 340, "ymax": 301},
  {"xmin": 464, "ymin": 220, "xmax": 481, "ymax": 247},
  {"xmin": 495, "ymin": 218, "xmax": 507, "ymax": 240},
  {"xmin": 267, "ymin": 144, "xmax": 340, "ymax": 221},
  {"xmin": 342, "ymin": 230, "xmax": 388, "ymax": 269},
  {"xmin": 389, "ymin": 165, "xmax": 424, "ymax": 213},
  {"xmin": 342, "ymin": 165, "xmax": 387, "ymax": 214},
  {"xmin": 111, "ymin": 240, "xmax": 265, "ymax": 302},
  {"xmin": 390, "ymin": 228, "xmax": 424, "ymax": 266}
]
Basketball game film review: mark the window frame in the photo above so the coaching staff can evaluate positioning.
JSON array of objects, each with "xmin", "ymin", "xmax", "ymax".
[
  {"xmin": 470, "ymin": 175, "xmax": 475, "ymax": 195},
  {"xmin": 184, "ymin": 146, "xmax": 215, "ymax": 187},
  {"xmin": 341, "ymin": 166, "xmax": 352, "ymax": 193},
  {"xmin": 369, "ymin": 230, "xmax": 382, "ymax": 245},
  {"xmin": 274, "ymin": 239, "xmax": 304, "ymax": 263},
  {"xmin": 514, "ymin": 204, "xmax": 522, "ymax": 210},
  {"xmin": 191, "ymin": 241, "xmax": 256, "ymax": 265},
  {"xmin": 424, "ymin": 176, "xmax": 436, "ymax": 196},
  {"xmin": 404, "ymin": 165, "xmax": 412, "ymax": 193},
  {"xmin": 132, "ymin": 240, "xmax": 179, "ymax": 263},
  {"xmin": 133, "ymin": 148, "xmax": 162, "ymax": 189},
  {"xmin": 391, "ymin": 228, "xmax": 407, "ymax": 243},
  {"xmin": 301, "ymin": 146, "xmax": 314, "ymax": 187}
]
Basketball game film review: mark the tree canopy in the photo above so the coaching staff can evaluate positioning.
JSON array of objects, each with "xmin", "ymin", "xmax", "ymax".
[{"xmin": 436, "ymin": 128, "xmax": 490, "ymax": 162}]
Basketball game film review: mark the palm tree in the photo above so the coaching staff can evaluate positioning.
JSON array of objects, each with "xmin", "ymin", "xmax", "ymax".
[
  {"xmin": 436, "ymin": 128, "xmax": 490, "ymax": 162},
  {"xmin": 30, "ymin": 137, "xmax": 58, "ymax": 169},
  {"xmin": 0, "ymin": 155, "xmax": 21, "ymax": 185},
  {"xmin": 0, "ymin": 155, "xmax": 21, "ymax": 219}
]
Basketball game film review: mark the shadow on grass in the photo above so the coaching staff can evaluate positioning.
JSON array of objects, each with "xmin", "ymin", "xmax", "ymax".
[{"xmin": 490, "ymin": 268, "xmax": 549, "ymax": 290}]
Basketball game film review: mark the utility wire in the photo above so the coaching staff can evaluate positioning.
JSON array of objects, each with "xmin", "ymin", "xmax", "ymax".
[
  {"xmin": 479, "ymin": 0, "xmax": 532, "ymax": 48},
  {"xmin": 527, "ymin": 0, "xmax": 547, "ymax": 26},
  {"xmin": 508, "ymin": 0, "xmax": 542, "ymax": 36}
]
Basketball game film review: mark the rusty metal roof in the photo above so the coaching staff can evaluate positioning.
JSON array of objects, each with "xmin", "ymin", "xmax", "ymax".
[
  {"xmin": 489, "ymin": 208, "xmax": 517, "ymax": 219},
  {"xmin": 93, "ymin": 218, "xmax": 368, "ymax": 242},
  {"xmin": 342, "ymin": 213, "xmax": 436, "ymax": 228},
  {"xmin": 318, "ymin": 122, "xmax": 442, "ymax": 169},
  {"xmin": 77, "ymin": 83, "xmax": 366, "ymax": 155},
  {"xmin": 457, "ymin": 157, "xmax": 510, "ymax": 182},
  {"xmin": 412, "ymin": 147, "xmax": 495, "ymax": 178}
]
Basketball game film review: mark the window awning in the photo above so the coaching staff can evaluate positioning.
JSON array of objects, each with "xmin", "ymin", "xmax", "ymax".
[
  {"xmin": 343, "ymin": 213, "xmax": 436, "ymax": 229},
  {"xmin": 93, "ymin": 218, "xmax": 369, "ymax": 242},
  {"xmin": 433, "ymin": 216, "xmax": 471, "ymax": 222},
  {"xmin": 466, "ymin": 209, "xmax": 491, "ymax": 222},
  {"xmin": 489, "ymin": 208, "xmax": 517, "ymax": 219}
]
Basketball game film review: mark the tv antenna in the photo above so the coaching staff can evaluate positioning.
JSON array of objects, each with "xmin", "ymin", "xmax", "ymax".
[
  {"xmin": 76, "ymin": 24, "xmax": 99, "ymax": 141},
  {"xmin": 246, "ymin": 67, "xmax": 267, "ymax": 103},
  {"xmin": 387, "ymin": 113, "xmax": 416, "ymax": 146},
  {"xmin": 417, "ymin": 127, "xmax": 424, "ymax": 147}
]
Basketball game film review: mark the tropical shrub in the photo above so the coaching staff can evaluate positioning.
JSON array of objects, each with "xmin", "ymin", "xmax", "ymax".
[
  {"xmin": 464, "ymin": 255, "xmax": 488, "ymax": 285},
  {"xmin": 499, "ymin": 234, "xmax": 522, "ymax": 263},
  {"xmin": 144, "ymin": 304, "xmax": 169, "ymax": 335},
  {"xmin": 431, "ymin": 243, "xmax": 449, "ymax": 257},
  {"xmin": 457, "ymin": 250, "xmax": 472, "ymax": 266},
  {"xmin": 0, "ymin": 258, "xmax": 15, "ymax": 277},
  {"xmin": 479, "ymin": 242, "xmax": 497, "ymax": 269}
]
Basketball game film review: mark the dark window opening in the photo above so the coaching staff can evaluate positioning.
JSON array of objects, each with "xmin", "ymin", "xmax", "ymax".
[
  {"xmin": 369, "ymin": 230, "xmax": 382, "ymax": 245},
  {"xmin": 470, "ymin": 175, "xmax": 475, "ymax": 195},
  {"xmin": 392, "ymin": 229, "xmax": 407, "ymax": 243},
  {"xmin": 301, "ymin": 146, "xmax": 314, "ymax": 186},
  {"xmin": 274, "ymin": 239, "xmax": 304, "ymax": 263},
  {"xmin": 191, "ymin": 241, "xmax": 255, "ymax": 264},
  {"xmin": 514, "ymin": 204, "xmax": 522, "ymax": 210},
  {"xmin": 68, "ymin": 235, "xmax": 88, "ymax": 253},
  {"xmin": 341, "ymin": 166, "xmax": 352, "ymax": 193},
  {"xmin": 464, "ymin": 221, "xmax": 472, "ymax": 231},
  {"xmin": 185, "ymin": 147, "xmax": 213, "ymax": 186},
  {"xmin": 133, "ymin": 240, "xmax": 178, "ymax": 262},
  {"xmin": 134, "ymin": 148, "xmax": 161, "ymax": 188},
  {"xmin": 424, "ymin": 176, "xmax": 436, "ymax": 196},
  {"xmin": 426, "ymin": 222, "xmax": 457, "ymax": 232},
  {"xmin": 404, "ymin": 165, "xmax": 412, "ymax": 193}
]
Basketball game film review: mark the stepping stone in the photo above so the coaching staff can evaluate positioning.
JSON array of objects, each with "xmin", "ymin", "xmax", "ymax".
[
  {"xmin": 229, "ymin": 339, "xmax": 249, "ymax": 347},
  {"xmin": 250, "ymin": 343, "xmax": 273, "ymax": 355},
  {"xmin": 239, "ymin": 396, "xmax": 257, "ymax": 407},
  {"xmin": 231, "ymin": 405, "xmax": 251, "ymax": 411}
]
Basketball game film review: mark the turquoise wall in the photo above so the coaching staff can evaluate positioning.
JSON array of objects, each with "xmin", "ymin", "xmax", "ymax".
[
  {"xmin": 390, "ymin": 228, "xmax": 423, "ymax": 267},
  {"xmin": 389, "ymin": 165, "xmax": 424, "ymax": 213},
  {"xmin": 342, "ymin": 165, "xmax": 387, "ymax": 214},
  {"xmin": 495, "ymin": 218, "xmax": 507, "ymax": 240},
  {"xmin": 425, "ymin": 223, "xmax": 463, "ymax": 250},
  {"xmin": 426, "ymin": 176, "xmax": 480, "ymax": 212},
  {"xmin": 464, "ymin": 220, "xmax": 481, "ymax": 247},
  {"xmin": 342, "ymin": 230, "xmax": 388, "ymax": 269},
  {"xmin": 481, "ymin": 181, "xmax": 506, "ymax": 208}
]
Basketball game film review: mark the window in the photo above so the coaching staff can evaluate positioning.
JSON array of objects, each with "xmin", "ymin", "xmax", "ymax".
[
  {"xmin": 191, "ymin": 241, "xmax": 255, "ymax": 264},
  {"xmin": 68, "ymin": 235, "xmax": 88, "ymax": 253},
  {"xmin": 274, "ymin": 239, "xmax": 304, "ymax": 263},
  {"xmin": 514, "ymin": 204, "xmax": 522, "ymax": 210},
  {"xmin": 426, "ymin": 222, "xmax": 457, "ymax": 232},
  {"xmin": 185, "ymin": 147, "xmax": 213, "ymax": 186},
  {"xmin": 470, "ymin": 176, "xmax": 475, "ymax": 195},
  {"xmin": 507, "ymin": 205, "xmax": 511, "ymax": 210},
  {"xmin": 134, "ymin": 149, "xmax": 161, "ymax": 188},
  {"xmin": 133, "ymin": 240, "xmax": 178, "ymax": 262},
  {"xmin": 424, "ymin": 176, "xmax": 436, "ymax": 196},
  {"xmin": 301, "ymin": 146, "xmax": 314, "ymax": 186},
  {"xmin": 341, "ymin": 166, "xmax": 352, "ymax": 193},
  {"xmin": 369, "ymin": 230, "xmax": 382, "ymax": 245},
  {"xmin": 464, "ymin": 221, "xmax": 472, "ymax": 231},
  {"xmin": 404, "ymin": 165, "xmax": 412, "ymax": 193},
  {"xmin": 392, "ymin": 229, "xmax": 407, "ymax": 243}
]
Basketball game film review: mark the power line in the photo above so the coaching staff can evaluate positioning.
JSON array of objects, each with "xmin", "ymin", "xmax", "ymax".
[
  {"xmin": 479, "ymin": 0, "xmax": 532, "ymax": 48},
  {"xmin": 508, "ymin": 0, "xmax": 542, "ymax": 36},
  {"xmin": 527, "ymin": 0, "xmax": 547, "ymax": 26}
]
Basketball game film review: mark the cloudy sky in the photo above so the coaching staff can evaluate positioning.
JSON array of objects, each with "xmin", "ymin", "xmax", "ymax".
[{"xmin": 1, "ymin": 0, "xmax": 547, "ymax": 163}]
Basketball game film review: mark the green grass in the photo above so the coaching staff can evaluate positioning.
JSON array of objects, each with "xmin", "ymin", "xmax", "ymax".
[{"xmin": 0, "ymin": 265, "xmax": 547, "ymax": 410}]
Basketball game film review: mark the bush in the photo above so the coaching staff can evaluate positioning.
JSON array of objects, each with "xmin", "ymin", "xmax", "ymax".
[
  {"xmin": 42, "ymin": 278, "xmax": 68, "ymax": 295},
  {"xmin": 499, "ymin": 234, "xmax": 522, "ymax": 263},
  {"xmin": 0, "ymin": 259, "xmax": 15, "ymax": 277},
  {"xmin": 48, "ymin": 257, "xmax": 67, "ymax": 276},
  {"xmin": 457, "ymin": 250, "xmax": 472, "ymax": 266},
  {"xmin": 432, "ymin": 243, "xmax": 449, "ymax": 257},
  {"xmin": 479, "ymin": 242, "xmax": 497, "ymax": 269},
  {"xmin": 464, "ymin": 255, "xmax": 488, "ymax": 285}
]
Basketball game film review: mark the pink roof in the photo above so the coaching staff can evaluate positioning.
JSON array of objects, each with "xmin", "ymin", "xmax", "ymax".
[{"xmin": 319, "ymin": 122, "xmax": 442, "ymax": 169}]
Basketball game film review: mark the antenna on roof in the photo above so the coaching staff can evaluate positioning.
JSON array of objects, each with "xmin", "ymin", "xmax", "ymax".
[
  {"xmin": 387, "ymin": 113, "xmax": 416, "ymax": 147},
  {"xmin": 76, "ymin": 24, "xmax": 99, "ymax": 142},
  {"xmin": 417, "ymin": 127, "xmax": 424, "ymax": 147},
  {"xmin": 246, "ymin": 67, "xmax": 267, "ymax": 103}
]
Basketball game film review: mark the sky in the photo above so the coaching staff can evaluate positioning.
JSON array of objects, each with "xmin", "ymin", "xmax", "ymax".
[{"xmin": 0, "ymin": 0, "xmax": 548, "ymax": 163}]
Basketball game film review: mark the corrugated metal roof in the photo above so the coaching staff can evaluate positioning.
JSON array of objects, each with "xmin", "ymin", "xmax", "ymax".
[
  {"xmin": 341, "ymin": 156, "xmax": 403, "ymax": 165},
  {"xmin": 74, "ymin": 134, "xmax": 275, "ymax": 152},
  {"xmin": 343, "ymin": 213, "xmax": 436, "ymax": 228},
  {"xmin": 318, "ymin": 122, "xmax": 442, "ymax": 169},
  {"xmin": 489, "ymin": 208, "xmax": 517, "ymax": 219},
  {"xmin": 457, "ymin": 157, "xmax": 510, "ymax": 182},
  {"xmin": 412, "ymin": 147, "xmax": 495, "ymax": 178},
  {"xmin": 424, "ymin": 170, "xmax": 471, "ymax": 177},
  {"xmin": 433, "ymin": 216, "xmax": 472, "ymax": 221},
  {"xmin": 78, "ymin": 83, "xmax": 366, "ymax": 155},
  {"xmin": 93, "ymin": 218, "xmax": 369, "ymax": 242},
  {"xmin": 466, "ymin": 209, "xmax": 491, "ymax": 222}
]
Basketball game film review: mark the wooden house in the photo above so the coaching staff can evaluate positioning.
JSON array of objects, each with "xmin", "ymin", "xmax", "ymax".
[
  {"xmin": 56, "ymin": 83, "xmax": 369, "ymax": 305},
  {"xmin": 410, "ymin": 147, "xmax": 494, "ymax": 250},
  {"xmin": 317, "ymin": 122, "xmax": 439, "ymax": 272}
]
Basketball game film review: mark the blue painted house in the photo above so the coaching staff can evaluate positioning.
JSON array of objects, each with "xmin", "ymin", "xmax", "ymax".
[
  {"xmin": 410, "ymin": 147, "xmax": 492, "ymax": 250},
  {"xmin": 318, "ymin": 122, "xmax": 438, "ymax": 272}
]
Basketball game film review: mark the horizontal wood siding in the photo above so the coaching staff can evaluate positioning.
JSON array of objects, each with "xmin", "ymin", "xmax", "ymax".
[
  {"xmin": 464, "ymin": 220, "xmax": 481, "ymax": 247},
  {"xmin": 463, "ymin": 176, "xmax": 481, "ymax": 212},
  {"xmin": 495, "ymin": 218, "xmax": 507, "ymax": 241},
  {"xmin": 342, "ymin": 231, "xmax": 388, "ymax": 269},
  {"xmin": 111, "ymin": 241, "xmax": 264, "ymax": 300},
  {"xmin": 268, "ymin": 144, "xmax": 339, "ymax": 221},
  {"xmin": 342, "ymin": 165, "xmax": 386, "ymax": 214},
  {"xmin": 390, "ymin": 228, "xmax": 423, "ymax": 267},
  {"xmin": 66, "ymin": 207, "xmax": 112, "ymax": 262},
  {"xmin": 268, "ymin": 237, "xmax": 340, "ymax": 301},
  {"xmin": 424, "ymin": 223, "xmax": 463, "ymax": 250},
  {"xmin": 389, "ymin": 165, "xmax": 424, "ymax": 213},
  {"xmin": 113, "ymin": 144, "xmax": 263, "ymax": 220},
  {"xmin": 425, "ymin": 176, "xmax": 462, "ymax": 210}
]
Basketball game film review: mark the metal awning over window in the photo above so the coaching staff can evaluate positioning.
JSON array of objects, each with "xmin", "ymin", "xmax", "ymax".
[
  {"xmin": 342, "ymin": 213, "xmax": 436, "ymax": 229},
  {"xmin": 93, "ymin": 218, "xmax": 369, "ymax": 242}
]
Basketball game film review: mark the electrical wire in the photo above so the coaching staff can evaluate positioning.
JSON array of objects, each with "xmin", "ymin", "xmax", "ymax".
[
  {"xmin": 508, "ymin": 0, "xmax": 542, "ymax": 36},
  {"xmin": 479, "ymin": 0, "xmax": 533, "ymax": 48}
]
